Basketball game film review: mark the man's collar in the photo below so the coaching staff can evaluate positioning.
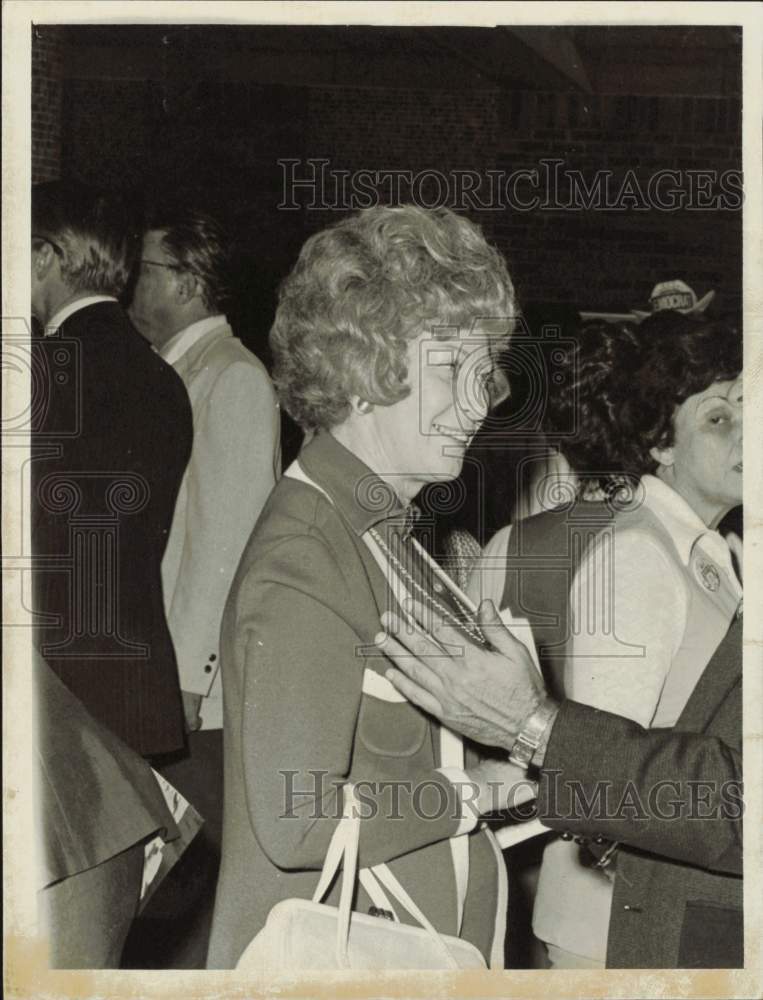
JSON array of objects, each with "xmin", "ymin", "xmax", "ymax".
[
  {"xmin": 159, "ymin": 314, "xmax": 227, "ymax": 365},
  {"xmin": 44, "ymin": 295, "xmax": 118, "ymax": 335},
  {"xmin": 298, "ymin": 431, "xmax": 411, "ymax": 535}
]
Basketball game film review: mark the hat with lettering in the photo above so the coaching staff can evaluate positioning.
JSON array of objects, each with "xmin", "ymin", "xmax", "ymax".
[{"xmin": 631, "ymin": 280, "xmax": 715, "ymax": 321}]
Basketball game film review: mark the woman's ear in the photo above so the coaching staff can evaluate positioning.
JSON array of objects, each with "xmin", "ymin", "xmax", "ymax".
[{"xmin": 650, "ymin": 444, "xmax": 674, "ymax": 468}]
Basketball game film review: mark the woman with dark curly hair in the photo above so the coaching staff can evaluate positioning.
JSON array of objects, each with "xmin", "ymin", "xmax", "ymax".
[
  {"xmin": 207, "ymin": 205, "xmax": 528, "ymax": 970},
  {"xmin": 470, "ymin": 311, "xmax": 743, "ymax": 968}
]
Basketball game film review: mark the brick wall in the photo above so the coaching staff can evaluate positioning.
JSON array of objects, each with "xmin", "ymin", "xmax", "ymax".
[
  {"xmin": 298, "ymin": 85, "xmax": 741, "ymax": 313},
  {"xmin": 49, "ymin": 75, "xmax": 741, "ymax": 314},
  {"xmin": 32, "ymin": 26, "xmax": 63, "ymax": 183},
  {"xmin": 36, "ymin": 61, "xmax": 743, "ymax": 535},
  {"xmin": 493, "ymin": 90, "xmax": 742, "ymax": 312}
]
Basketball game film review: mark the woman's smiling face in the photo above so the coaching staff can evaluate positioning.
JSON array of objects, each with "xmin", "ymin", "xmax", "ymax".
[
  {"xmin": 654, "ymin": 375, "xmax": 743, "ymax": 527},
  {"xmin": 355, "ymin": 322, "xmax": 509, "ymax": 500}
]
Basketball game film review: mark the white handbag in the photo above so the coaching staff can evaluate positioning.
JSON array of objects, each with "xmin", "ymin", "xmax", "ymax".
[{"xmin": 236, "ymin": 784, "xmax": 487, "ymax": 972}]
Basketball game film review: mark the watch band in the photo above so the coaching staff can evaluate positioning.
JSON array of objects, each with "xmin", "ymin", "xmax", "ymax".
[{"xmin": 508, "ymin": 697, "xmax": 559, "ymax": 770}]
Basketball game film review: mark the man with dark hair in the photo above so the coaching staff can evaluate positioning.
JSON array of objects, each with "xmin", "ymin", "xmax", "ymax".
[
  {"xmin": 128, "ymin": 208, "xmax": 280, "ymax": 967},
  {"xmin": 31, "ymin": 180, "xmax": 192, "ymax": 758}
]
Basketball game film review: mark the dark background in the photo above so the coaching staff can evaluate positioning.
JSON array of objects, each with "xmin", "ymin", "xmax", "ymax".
[{"xmin": 32, "ymin": 23, "xmax": 743, "ymax": 542}]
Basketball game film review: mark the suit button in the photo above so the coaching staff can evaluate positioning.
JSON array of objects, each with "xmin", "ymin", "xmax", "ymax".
[
  {"xmin": 623, "ymin": 905, "xmax": 643, "ymax": 912},
  {"xmin": 204, "ymin": 664, "xmax": 212, "ymax": 674},
  {"xmin": 209, "ymin": 654, "xmax": 217, "ymax": 662}
]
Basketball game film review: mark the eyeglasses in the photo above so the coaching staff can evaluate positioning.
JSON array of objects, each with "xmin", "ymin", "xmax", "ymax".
[
  {"xmin": 481, "ymin": 369, "xmax": 511, "ymax": 410},
  {"xmin": 32, "ymin": 233, "xmax": 64, "ymax": 256},
  {"xmin": 140, "ymin": 259, "xmax": 184, "ymax": 272}
]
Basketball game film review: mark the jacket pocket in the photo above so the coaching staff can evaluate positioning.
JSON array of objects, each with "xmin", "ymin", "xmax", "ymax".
[{"xmin": 356, "ymin": 694, "xmax": 429, "ymax": 758}]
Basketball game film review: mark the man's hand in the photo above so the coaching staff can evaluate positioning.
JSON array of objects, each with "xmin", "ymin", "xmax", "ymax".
[
  {"xmin": 376, "ymin": 598, "xmax": 546, "ymax": 750},
  {"xmin": 181, "ymin": 690, "xmax": 203, "ymax": 732}
]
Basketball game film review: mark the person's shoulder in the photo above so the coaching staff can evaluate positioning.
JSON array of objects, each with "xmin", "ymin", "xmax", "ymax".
[
  {"xmin": 208, "ymin": 342, "xmax": 274, "ymax": 393},
  {"xmin": 587, "ymin": 505, "xmax": 683, "ymax": 587},
  {"xmin": 63, "ymin": 300, "xmax": 129, "ymax": 343},
  {"xmin": 188, "ymin": 330, "xmax": 271, "ymax": 393},
  {"xmin": 234, "ymin": 475, "xmax": 358, "ymax": 596},
  {"xmin": 68, "ymin": 302, "xmax": 183, "ymax": 393},
  {"xmin": 506, "ymin": 501, "xmax": 609, "ymax": 556},
  {"xmin": 610, "ymin": 502, "xmax": 677, "ymax": 557},
  {"xmin": 215, "ymin": 332, "xmax": 267, "ymax": 368},
  {"xmin": 256, "ymin": 473, "xmax": 346, "ymax": 546}
]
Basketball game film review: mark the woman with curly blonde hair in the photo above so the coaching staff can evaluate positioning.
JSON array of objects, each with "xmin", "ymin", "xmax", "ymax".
[{"xmin": 208, "ymin": 205, "xmax": 526, "ymax": 969}]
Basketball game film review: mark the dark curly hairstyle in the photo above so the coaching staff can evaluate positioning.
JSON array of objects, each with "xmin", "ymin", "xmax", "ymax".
[{"xmin": 544, "ymin": 311, "xmax": 742, "ymax": 496}]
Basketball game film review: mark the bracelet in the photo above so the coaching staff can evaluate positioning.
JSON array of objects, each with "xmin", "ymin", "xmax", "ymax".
[{"xmin": 508, "ymin": 697, "xmax": 559, "ymax": 770}]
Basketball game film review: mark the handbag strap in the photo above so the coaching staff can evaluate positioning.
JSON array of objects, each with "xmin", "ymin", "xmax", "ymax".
[
  {"xmin": 311, "ymin": 782, "xmax": 360, "ymax": 906},
  {"xmin": 366, "ymin": 863, "xmax": 460, "ymax": 969},
  {"xmin": 312, "ymin": 784, "xmax": 462, "ymax": 969},
  {"xmin": 309, "ymin": 783, "xmax": 362, "ymax": 968},
  {"xmin": 310, "ymin": 790, "xmax": 400, "ymax": 921}
]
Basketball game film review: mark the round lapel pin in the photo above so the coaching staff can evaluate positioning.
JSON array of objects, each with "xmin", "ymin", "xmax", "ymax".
[{"xmin": 696, "ymin": 559, "xmax": 721, "ymax": 592}]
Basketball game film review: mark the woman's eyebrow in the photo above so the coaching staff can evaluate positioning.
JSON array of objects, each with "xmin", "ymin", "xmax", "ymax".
[
  {"xmin": 695, "ymin": 393, "xmax": 740, "ymax": 412},
  {"xmin": 696, "ymin": 394, "xmax": 731, "ymax": 406}
]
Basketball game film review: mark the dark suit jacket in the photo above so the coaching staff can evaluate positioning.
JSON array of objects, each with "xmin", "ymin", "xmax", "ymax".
[
  {"xmin": 36, "ymin": 653, "xmax": 178, "ymax": 887},
  {"xmin": 538, "ymin": 619, "xmax": 742, "ymax": 968},
  {"xmin": 32, "ymin": 301, "xmax": 192, "ymax": 756}
]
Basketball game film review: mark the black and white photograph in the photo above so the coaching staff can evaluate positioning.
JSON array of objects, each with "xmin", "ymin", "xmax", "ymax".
[{"xmin": 3, "ymin": 2, "xmax": 762, "ymax": 998}]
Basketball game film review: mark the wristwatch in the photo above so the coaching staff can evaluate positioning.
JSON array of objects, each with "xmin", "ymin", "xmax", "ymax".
[{"xmin": 508, "ymin": 697, "xmax": 559, "ymax": 770}]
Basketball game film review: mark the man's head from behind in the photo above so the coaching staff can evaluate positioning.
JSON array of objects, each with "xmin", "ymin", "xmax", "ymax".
[
  {"xmin": 128, "ymin": 208, "xmax": 231, "ymax": 349},
  {"xmin": 31, "ymin": 181, "xmax": 136, "ymax": 325}
]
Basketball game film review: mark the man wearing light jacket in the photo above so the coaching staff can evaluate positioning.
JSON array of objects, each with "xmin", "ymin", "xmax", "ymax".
[{"xmin": 129, "ymin": 208, "xmax": 281, "ymax": 966}]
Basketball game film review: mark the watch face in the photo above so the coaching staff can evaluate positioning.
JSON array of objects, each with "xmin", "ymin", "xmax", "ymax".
[{"xmin": 508, "ymin": 737, "xmax": 535, "ymax": 770}]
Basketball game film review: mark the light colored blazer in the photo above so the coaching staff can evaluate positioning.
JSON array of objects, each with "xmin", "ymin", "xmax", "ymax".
[{"xmin": 161, "ymin": 320, "xmax": 281, "ymax": 729}]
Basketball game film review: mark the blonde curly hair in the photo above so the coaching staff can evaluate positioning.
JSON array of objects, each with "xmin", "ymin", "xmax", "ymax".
[{"xmin": 269, "ymin": 205, "xmax": 515, "ymax": 431}]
